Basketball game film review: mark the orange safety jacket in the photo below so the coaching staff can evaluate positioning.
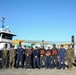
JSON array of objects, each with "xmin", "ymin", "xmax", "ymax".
[
  {"xmin": 45, "ymin": 49, "xmax": 51, "ymax": 56},
  {"xmin": 40, "ymin": 49, "xmax": 45, "ymax": 55},
  {"xmin": 52, "ymin": 48, "xmax": 58, "ymax": 55}
]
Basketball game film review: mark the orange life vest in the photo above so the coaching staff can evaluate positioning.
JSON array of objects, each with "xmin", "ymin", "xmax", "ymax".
[
  {"xmin": 40, "ymin": 49, "xmax": 45, "ymax": 55},
  {"xmin": 46, "ymin": 50, "xmax": 51, "ymax": 56},
  {"xmin": 52, "ymin": 49, "xmax": 58, "ymax": 55}
]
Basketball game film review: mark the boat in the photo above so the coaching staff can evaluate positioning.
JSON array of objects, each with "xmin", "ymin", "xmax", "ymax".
[{"xmin": 0, "ymin": 17, "xmax": 16, "ymax": 63}]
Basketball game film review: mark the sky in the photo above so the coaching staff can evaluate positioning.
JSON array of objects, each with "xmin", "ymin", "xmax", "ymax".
[{"xmin": 0, "ymin": 0, "xmax": 76, "ymax": 42}]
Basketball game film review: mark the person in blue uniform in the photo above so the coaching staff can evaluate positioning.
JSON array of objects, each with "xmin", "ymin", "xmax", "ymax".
[
  {"xmin": 33, "ymin": 46, "xmax": 40, "ymax": 69},
  {"xmin": 16, "ymin": 45, "xmax": 24, "ymax": 68},
  {"xmin": 23, "ymin": 45, "xmax": 27, "ymax": 68},
  {"xmin": 58, "ymin": 45, "xmax": 66, "ymax": 69}
]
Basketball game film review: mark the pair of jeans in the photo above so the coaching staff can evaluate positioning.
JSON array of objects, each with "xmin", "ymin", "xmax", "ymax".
[
  {"xmin": 59, "ymin": 58, "xmax": 65, "ymax": 69},
  {"xmin": 45, "ymin": 56, "xmax": 51, "ymax": 68},
  {"xmin": 33, "ymin": 57, "xmax": 39, "ymax": 68},
  {"xmin": 16, "ymin": 57, "xmax": 23, "ymax": 68}
]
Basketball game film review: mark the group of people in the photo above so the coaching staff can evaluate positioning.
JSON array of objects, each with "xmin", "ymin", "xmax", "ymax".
[{"xmin": 2, "ymin": 44, "xmax": 74, "ymax": 70}]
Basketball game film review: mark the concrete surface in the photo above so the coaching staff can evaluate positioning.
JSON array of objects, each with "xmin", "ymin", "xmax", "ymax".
[{"xmin": 0, "ymin": 67, "xmax": 76, "ymax": 75}]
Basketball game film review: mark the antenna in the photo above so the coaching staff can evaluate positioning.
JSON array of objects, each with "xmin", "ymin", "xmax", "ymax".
[
  {"xmin": 1, "ymin": 17, "xmax": 5, "ymax": 28},
  {"xmin": 0, "ymin": 12, "xmax": 3, "ymax": 18}
]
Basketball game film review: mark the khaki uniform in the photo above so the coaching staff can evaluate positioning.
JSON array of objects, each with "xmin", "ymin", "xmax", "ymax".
[
  {"xmin": 2, "ymin": 50, "xmax": 7, "ymax": 69},
  {"xmin": 66, "ymin": 48, "xmax": 74, "ymax": 69},
  {"xmin": 10, "ymin": 49, "xmax": 16, "ymax": 68}
]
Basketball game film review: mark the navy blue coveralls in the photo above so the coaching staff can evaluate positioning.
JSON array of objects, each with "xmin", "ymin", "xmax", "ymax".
[
  {"xmin": 33, "ymin": 49, "xmax": 40, "ymax": 68},
  {"xmin": 58, "ymin": 48, "xmax": 66, "ymax": 69},
  {"xmin": 16, "ymin": 48, "xmax": 24, "ymax": 68}
]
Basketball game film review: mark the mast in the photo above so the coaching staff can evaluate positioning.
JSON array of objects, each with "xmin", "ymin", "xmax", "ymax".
[
  {"xmin": 1, "ymin": 17, "xmax": 5, "ymax": 29},
  {"xmin": 71, "ymin": 35, "xmax": 74, "ymax": 48}
]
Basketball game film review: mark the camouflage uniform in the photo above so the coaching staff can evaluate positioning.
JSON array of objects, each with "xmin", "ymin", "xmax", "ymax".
[
  {"xmin": 2, "ymin": 48, "xmax": 7, "ymax": 69},
  {"xmin": 9, "ymin": 49, "xmax": 16, "ymax": 68},
  {"xmin": 66, "ymin": 48, "xmax": 74, "ymax": 69}
]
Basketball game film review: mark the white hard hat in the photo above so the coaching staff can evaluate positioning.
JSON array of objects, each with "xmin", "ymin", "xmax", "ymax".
[
  {"xmin": 33, "ymin": 45, "xmax": 35, "ymax": 48},
  {"xmin": 47, "ymin": 45, "xmax": 50, "ymax": 47},
  {"xmin": 37, "ymin": 44, "xmax": 41, "ymax": 47}
]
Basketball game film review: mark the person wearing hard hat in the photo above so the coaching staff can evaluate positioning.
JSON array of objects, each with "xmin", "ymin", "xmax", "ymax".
[
  {"xmin": 40, "ymin": 46, "xmax": 45, "ymax": 68},
  {"xmin": 23, "ymin": 45, "xmax": 27, "ymax": 68},
  {"xmin": 33, "ymin": 46, "xmax": 40, "ymax": 69},
  {"xmin": 51, "ymin": 44, "xmax": 58, "ymax": 69},
  {"xmin": 25, "ymin": 47, "xmax": 32, "ymax": 69},
  {"xmin": 45, "ymin": 46, "xmax": 52, "ymax": 69}
]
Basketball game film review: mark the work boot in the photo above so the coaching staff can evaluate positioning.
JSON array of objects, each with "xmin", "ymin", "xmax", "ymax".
[
  {"xmin": 4, "ymin": 66, "xmax": 6, "ymax": 69},
  {"xmin": 3, "ymin": 66, "xmax": 5, "ymax": 69},
  {"xmin": 69, "ymin": 68, "xmax": 72, "ymax": 71}
]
